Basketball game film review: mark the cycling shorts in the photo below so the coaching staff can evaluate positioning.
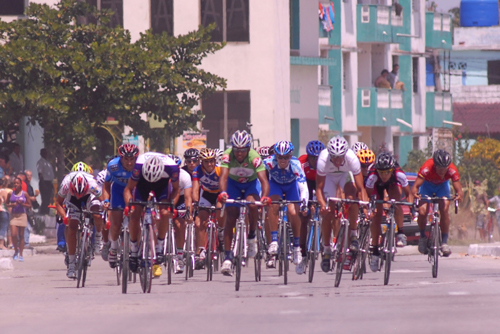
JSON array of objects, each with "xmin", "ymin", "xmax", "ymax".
[
  {"xmin": 200, "ymin": 189, "xmax": 219, "ymax": 207},
  {"xmin": 373, "ymin": 182, "xmax": 402, "ymax": 200},
  {"xmin": 226, "ymin": 178, "xmax": 260, "ymax": 207},
  {"xmin": 419, "ymin": 180, "xmax": 450, "ymax": 198},
  {"xmin": 133, "ymin": 178, "xmax": 170, "ymax": 202},
  {"xmin": 269, "ymin": 179, "xmax": 300, "ymax": 201},
  {"xmin": 110, "ymin": 183, "xmax": 126, "ymax": 209},
  {"xmin": 322, "ymin": 172, "xmax": 354, "ymax": 199}
]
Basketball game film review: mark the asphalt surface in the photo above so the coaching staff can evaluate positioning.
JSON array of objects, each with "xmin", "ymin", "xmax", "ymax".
[{"xmin": 1, "ymin": 246, "xmax": 500, "ymax": 334}]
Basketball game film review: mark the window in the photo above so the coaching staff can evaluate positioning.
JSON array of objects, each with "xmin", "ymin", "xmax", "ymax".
[
  {"xmin": 361, "ymin": 6, "xmax": 370, "ymax": 23},
  {"xmin": 84, "ymin": 0, "xmax": 123, "ymax": 27},
  {"xmin": 412, "ymin": 57, "xmax": 419, "ymax": 93},
  {"xmin": 151, "ymin": 0, "xmax": 173, "ymax": 35},
  {"xmin": 377, "ymin": 6, "xmax": 390, "ymax": 25},
  {"xmin": 201, "ymin": 0, "xmax": 249, "ymax": 43},
  {"xmin": 487, "ymin": 60, "xmax": 500, "ymax": 85},
  {"xmin": 290, "ymin": 0, "xmax": 300, "ymax": 50},
  {"xmin": 343, "ymin": 52, "xmax": 350, "ymax": 92},
  {"xmin": 202, "ymin": 91, "xmax": 251, "ymax": 147},
  {"xmin": 320, "ymin": 50, "xmax": 329, "ymax": 86},
  {"xmin": 433, "ymin": 13, "xmax": 441, "ymax": 31},
  {"xmin": 362, "ymin": 89, "xmax": 371, "ymax": 107},
  {"xmin": 0, "ymin": 0, "xmax": 24, "ymax": 16}
]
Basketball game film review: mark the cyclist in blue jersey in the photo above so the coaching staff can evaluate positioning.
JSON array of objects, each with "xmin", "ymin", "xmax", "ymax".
[
  {"xmin": 103, "ymin": 144, "xmax": 139, "ymax": 268},
  {"xmin": 264, "ymin": 141, "xmax": 308, "ymax": 274}
]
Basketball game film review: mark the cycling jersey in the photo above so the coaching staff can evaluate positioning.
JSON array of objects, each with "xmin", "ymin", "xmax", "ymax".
[
  {"xmin": 193, "ymin": 165, "xmax": 221, "ymax": 193},
  {"xmin": 173, "ymin": 168, "xmax": 192, "ymax": 218},
  {"xmin": 316, "ymin": 149, "xmax": 361, "ymax": 176},
  {"xmin": 221, "ymin": 148, "xmax": 265, "ymax": 183},
  {"xmin": 105, "ymin": 157, "xmax": 132, "ymax": 187},
  {"xmin": 365, "ymin": 165, "xmax": 408, "ymax": 199},
  {"xmin": 131, "ymin": 152, "xmax": 180, "ymax": 202},
  {"xmin": 418, "ymin": 159, "xmax": 460, "ymax": 184},
  {"xmin": 182, "ymin": 165, "xmax": 194, "ymax": 178},
  {"xmin": 298, "ymin": 154, "xmax": 317, "ymax": 181},
  {"xmin": 264, "ymin": 155, "xmax": 309, "ymax": 203}
]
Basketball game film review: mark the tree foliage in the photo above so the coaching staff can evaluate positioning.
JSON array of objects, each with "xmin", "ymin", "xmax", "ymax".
[
  {"xmin": 0, "ymin": 0, "xmax": 226, "ymax": 163},
  {"xmin": 402, "ymin": 149, "xmax": 429, "ymax": 173}
]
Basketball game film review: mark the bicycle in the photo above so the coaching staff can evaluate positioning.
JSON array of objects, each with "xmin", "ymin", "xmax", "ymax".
[
  {"xmin": 163, "ymin": 208, "xmax": 189, "ymax": 284},
  {"xmin": 419, "ymin": 195, "xmax": 458, "ymax": 278},
  {"xmin": 305, "ymin": 201, "xmax": 321, "ymax": 283},
  {"xmin": 271, "ymin": 199, "xmax": 303, "ymax": 285},
  {"xmin": 128, "ymin": 198, "xmax": 173, "ymax": 293},
  {"xmin": 327, "ymin": 197, "xmax": 369, "ymax": 288},
  {"xmin": 254, "ymin": 205, "xmax": 267, "ymax": 282},
  {"xmin": 371, "ymin": 198, "xmax": 413, "ymax": 285},
  {"xmin": 197, "ymin": 205, "xmax": 223, "ymax": 281},
  {"xmin": 184, "ymin": 209, "xmax": 194, "ymax": 281},
  {"xmin": 222, "ymin": 199, "xmax": 266, "ymax": 291},
  {"xmin": 66, "ymin": 203, "xmax": 102, "ymax": 288},
  {"xmin": 352, "ymin": 208, "xmax": 371, "ymax": 281}
]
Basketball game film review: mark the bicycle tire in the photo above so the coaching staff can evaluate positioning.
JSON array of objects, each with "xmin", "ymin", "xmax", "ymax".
[
  {"xmin": 234, "ymin": 221, "xmax": 243, "ymax": 291},
  {"xmin": 82, "ymin": 241, "xmax": 90, "ymax": 287},
  {"xmin": 76, "ymin": 230, "xmax": 88, "ymax": 288},
  {"xmin": 384, "ymin": 216, "xmax": 395, "ymax": 285},
  {"xmin": 353, "ymin": 223, "xmax": 370, "ymax": 280},
  {"xmin": 166, "ymin": 224, "xmax": 173, "ymax": 285},
  {"xmin": 122, "ymin": 229, "xmax": 130, "ymax": 294},
  {"xmin": 432, "ymin": 224, "xmax": 440, "ymax": 278},
  {"xmin": 308, "ymin": 221, "xmax": 316, "ymax": 283},
  {"xmin": 282, "ymin": 220, "xmax": 289, "ymax": 285},
  {"xmin": 206, "ymin": 225, "xmax": 214, "ymax": 282},
  {"xmin": 334, "ymin": 222, "xmax": 347, "ymax": 288},
  {"xmin": 140, "ymin": 225, "xmax": 152, "ymax": 293},
  {"xmin": 254, "ymin": 226, "xmax": 263, "ymax": 282}
]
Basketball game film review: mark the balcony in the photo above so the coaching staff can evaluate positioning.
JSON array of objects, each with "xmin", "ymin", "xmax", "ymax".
[
  {"xmin": 357, "ymin": 4, "xmax": 408, "ymax": 43},
  {"xmin": 425, "ymin": 12, "xmax": 453, "ymax": 49},
  {"xmin": 426, "ymin": 92, "xmax": 453, "ymax": 128},
  {"xmin": 357, "ymin": 88, "xmax": 410, "ymax": 127}
]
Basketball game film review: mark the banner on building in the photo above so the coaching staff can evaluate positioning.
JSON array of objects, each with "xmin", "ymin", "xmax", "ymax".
[{"xmin": 182, "ymin": 131, "xmax": 206, "ymax": 150}]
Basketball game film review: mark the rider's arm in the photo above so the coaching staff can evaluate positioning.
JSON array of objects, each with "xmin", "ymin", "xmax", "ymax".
[
  {"xmin": 257, "ymin": 170, "xmax": 269, "ymax": 198},
  {"xmin": 124, "ymin": 178, "xmax": 138, "ymax": 205},
  {"xmin": 219, "ymin": 167, "xmax": 229, "ymax": 193},
  {"xmin": 316, "ymin": 174, "xmax": 327, "ymax": 209},
  {"xmin": 184, "ymin": 186, "xmax": 193, "ymax": 218},
  {"xmin": 103, "ymin": 181, "xmax": 111, "ymax": 201},
  {"xmin": 297, "ymin": 180, "xmax": 309, "ymax": 206},
  {"xmin": 170, "ymin": 180, "xmax": 180, "ymax": 206},
  {"xmin": 452, "ymin": 179, "xmax": 463, "ymax": 202},
  {"xmin": 403, "ymin": 184, "xmax": 413, "ymax": 204},
  {"xmin": 353, "ymin": 172, "xmax": 368, "ymax": 202},
  {"xmin": 411, "ymin": 176, "xmax": 424, "ymax": 198},
  {"xmin": 55, "ymin": 195, "xmax": 66, "ymax": 218},
  {"xmin": 192, "ymin": 179, "xmax": 200, "ymax": 203}
]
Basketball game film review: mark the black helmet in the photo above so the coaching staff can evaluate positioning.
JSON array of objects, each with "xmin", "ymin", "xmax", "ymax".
[
  {"xmin": 375, "ymin": 152, "xmax": 396, "ymax": 170},
  {"xmin": 184, "ymin": 148, "xmax": 199, "ymax": 159},
  {"xmin": 433, "ymin": 149, "xmax": 451, "ymax": 168}
]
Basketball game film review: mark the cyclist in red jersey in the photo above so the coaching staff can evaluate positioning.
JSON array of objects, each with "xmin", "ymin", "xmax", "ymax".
[
  {"xmin": 296, "ymin": 140, "xmax": 325, "ymax": 274},
  {"xmin": 411, "ymin": 150, "xmax": 463, "ymax": 256}
]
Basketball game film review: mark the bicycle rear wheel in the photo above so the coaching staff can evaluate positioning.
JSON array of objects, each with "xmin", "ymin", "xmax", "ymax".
[
  {"xmin": 352, "ymin": 224, "xmax": 370, "ymax": 280},
  {"xmin": 254, "ymin": 225, "xmax": 264, "ymax": 282},
  {"xmin": 82, "ymin": 242, "xmax": 91, "ymax": 287},
  {"xmin": 77, "ymin": 230, "xmax": 88, "ymax": 288},
  {"xmin": 431, "ymin": 224, "xmax": 440, "ymax": 278},
  {"xmin": 384, "ymin": 217, "xmax": 395, "ymax": 285},
  {"xmin": 282, "ymin": 221, "xmax": 289, "ymax": 285},
  {"xmin": 139, "ymin": 225, "xmax": 153, "ymax": 293},
  {"xmin": 334, "ymin": 222, "xmax": 347, "ymax": 288},
  {"xmin": 166, "ymin": 223, "xmax": 173, "ymax": 285},
  {"xmin": 122, "ymin": 229, "xmax": 130, "ymax": 294}
]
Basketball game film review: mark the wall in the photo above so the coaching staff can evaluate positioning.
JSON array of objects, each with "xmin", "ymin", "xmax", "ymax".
[
  {"xmin": 454, "ymin": 27, "xmax": 500, "ymax": 47},
  {"xmin": 448, "ymin": 50, "xmax": 500, "ymax": 86}
]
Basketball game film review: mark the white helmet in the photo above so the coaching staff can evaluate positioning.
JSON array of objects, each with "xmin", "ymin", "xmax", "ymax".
[
  {"xmin": 96, "ymin": 170, "xmax": 106, "ymax": 186},
  {"xmin": 143, "ymin": 155, "xmax": 163, "ymax": 182},
  {"xmin": 214, "ymin": 148, "xmax": 223, "ymax": 164},
  {"xmin": 351, "ymin": 142, "xmax": 368, "ymax": 154},
  {"xmin": 327, "ymin": 136, "xmax": 349, "ymax": 157},
  {"xmin": 230, "ymin": 130, "xmax": 252, "ymax": 148}
]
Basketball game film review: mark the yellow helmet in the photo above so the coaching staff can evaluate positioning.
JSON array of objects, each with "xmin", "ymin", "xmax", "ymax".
[{"xmin": 72, "ymin": 161, "xmax": 93, "ymax": 174}]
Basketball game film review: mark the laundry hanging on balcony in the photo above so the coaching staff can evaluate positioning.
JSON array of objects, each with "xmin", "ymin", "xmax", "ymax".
[{"xmin": 319, "ymin": 2, "xmax": 335, "ymax": 32}]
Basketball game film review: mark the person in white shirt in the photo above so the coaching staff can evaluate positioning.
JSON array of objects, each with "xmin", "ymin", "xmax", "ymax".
[
  {"xmin": 36, "ymin": 148, "xmax": 55, "ymax": 215},
  {"xmin": 9, "ymin": 143, "xmax": 24, "ymax": 175}
]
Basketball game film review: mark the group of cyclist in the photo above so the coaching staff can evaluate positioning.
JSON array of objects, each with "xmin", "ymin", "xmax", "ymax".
[{"xmin": 55, "ymin": 128, "xmax": 463, "ymax": 282}]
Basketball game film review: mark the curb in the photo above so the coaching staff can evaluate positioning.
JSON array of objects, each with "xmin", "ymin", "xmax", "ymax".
[
  {"xmin": 0, "ymin": 258, "xmax": 14, "ymax": 270},
  {"xmin": 468, "ymin": 243, "xmax": 500, "ymax": 257}
]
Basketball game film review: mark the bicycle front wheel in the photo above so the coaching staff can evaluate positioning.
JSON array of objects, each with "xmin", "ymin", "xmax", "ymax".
[
  {"xmin": 431, "ymin": 224, "xmax": 441, "ymax": 278},
  {"xmin": 234, "ymin": 222, "xmax": 244, "ymax": 291},
  {"xmin": 122, "ymin": 229, "xmax": 130, "ymax": 294},
  {"xmin": 77, "ymin": 230, "xmax": 88, "ymax": 288},
  {"xmin": 334, "ymin": 222, "xmax": 347, "ymax": 288},
  {"xmin": 307, "ymin": 221, "xmax": 317, "ymax": 283},
  {"xmin": 282, "ymin": 221, "xmax": 289, "ymax": 285},
  {"xmin": 384, "ymin": 217, "xmax": 395, "ymax": 285},
  {"xmin": 206, "ymin": 225, "xmax": 214, "ymax": 282},
  {"xmin": 139, "ymin": 225, "xmax": 153, "ymax": 293}
]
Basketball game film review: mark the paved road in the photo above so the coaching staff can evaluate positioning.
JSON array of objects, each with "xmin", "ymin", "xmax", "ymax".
[{"xmin": 1, "ymin": 246, "xmax": 499, "ymax": 334}]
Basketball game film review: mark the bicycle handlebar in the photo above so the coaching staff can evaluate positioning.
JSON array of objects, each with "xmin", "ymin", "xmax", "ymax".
[
  {"xmin": 418, "ymin": 195, "xmax": 459, "ymax": 214},
  {"xmin": 220, "ymin": 199, "xmax": 266, "ymax": 218},
  {"xmin": 327, "ymin": 197, "xmax": 370, "ymax": 206},
  {"xmin": 128, "ymin": 201, "xmax": 175, "ymax": 207}
]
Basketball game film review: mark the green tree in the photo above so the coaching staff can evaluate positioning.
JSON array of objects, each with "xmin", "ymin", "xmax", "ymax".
[
  {"xmin": 449, "ymin": 7, "xmax": 460, "ymax": 28},
  {"xmin": 402, "ymin": 149, "xmax": 429, "ymax": 173},
  {"xmin": 0, "ymin": 0, "xmax": 226, "ymax": 172}
]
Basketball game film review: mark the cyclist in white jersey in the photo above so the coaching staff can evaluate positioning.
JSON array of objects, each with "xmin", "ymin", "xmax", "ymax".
[{"xmin": 316, "ymin": 136, "xmax": 369, "ymax": 273}]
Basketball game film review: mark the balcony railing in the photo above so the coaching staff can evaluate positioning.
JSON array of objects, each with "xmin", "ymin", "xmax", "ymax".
[
  {"xmin": 357, "ymin": 4, "xmax": 407, "ymax": 43},
  {"xmin": 426, "ymin": 92, "xmax": 453, "ymax": 127},
  {"xmin": 425, "ymin": 12, "xmax": 453, "ymax": 49}
]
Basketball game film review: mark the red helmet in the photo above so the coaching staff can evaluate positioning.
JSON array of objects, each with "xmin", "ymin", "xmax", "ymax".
[
  {"xmin": 118, "ymin": 143, "xmax": 139, "ymax": 158},
  {"xmin": 69, "ymin": 172, "xmax": 89, "ymax": 199}
]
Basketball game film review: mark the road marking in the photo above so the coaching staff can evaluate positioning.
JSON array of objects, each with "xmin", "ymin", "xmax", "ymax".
[
  {"xmin": 391, "ymin": 269, "xmax": 427, "ymax": 273},
  {"xmin": 279, "ymin": 310, "xmax": 301, "ymax": 315},
  {"xmin": 448, "ymin": 291, "xmax": 470, "ymax": 296}
]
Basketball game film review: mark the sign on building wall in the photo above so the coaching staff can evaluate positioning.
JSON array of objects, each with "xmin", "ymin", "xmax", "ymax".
[{"xmin": 182, "ymin": 131, "xmax": 207, "ymax": 150}]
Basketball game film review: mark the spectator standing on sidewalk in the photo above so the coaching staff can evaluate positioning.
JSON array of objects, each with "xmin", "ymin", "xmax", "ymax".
[
  {"xmin": 472, "ymin": 180, "xmax": 489, "ymax": 240},
  {"xmin": 37, "ymin": 148, "xmax": 55, "ymax": 215},
  {"xmin": 0, "ymin": 178, "xmax": 9, "ymax": 249},
  {"xmin": 9, "ymin": 143, "xmax": 24, "ymax": 175},
  {"xmin": 6, "ymin": 177, "xmax": 31, "ymax": 261},
  {"xmin": 0, "ymin": 154, "xmax": 12, "ymax": 177},
  {"xmin": 488, "ymin": 186, "xmax": 500, "ymax": 239}
]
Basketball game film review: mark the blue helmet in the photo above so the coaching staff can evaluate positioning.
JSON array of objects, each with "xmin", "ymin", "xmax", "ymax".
[
  {"xmin": 274, "ymin": 141, "xmax": 294, "ymax": 156},
  {"xmin": 306, "ymin": 140, "xmax": 325, "ymax": 157}
]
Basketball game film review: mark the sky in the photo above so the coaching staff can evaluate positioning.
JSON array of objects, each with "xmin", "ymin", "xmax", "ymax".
[{"xmin": 432, "ymin": 0, "xmax": 461, "ymax": 13}]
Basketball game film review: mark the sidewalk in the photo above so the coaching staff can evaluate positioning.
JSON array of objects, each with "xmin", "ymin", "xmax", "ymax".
[{"xmin": 467, "ymin": 242, "xmax": 500, "ymax": 257}]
